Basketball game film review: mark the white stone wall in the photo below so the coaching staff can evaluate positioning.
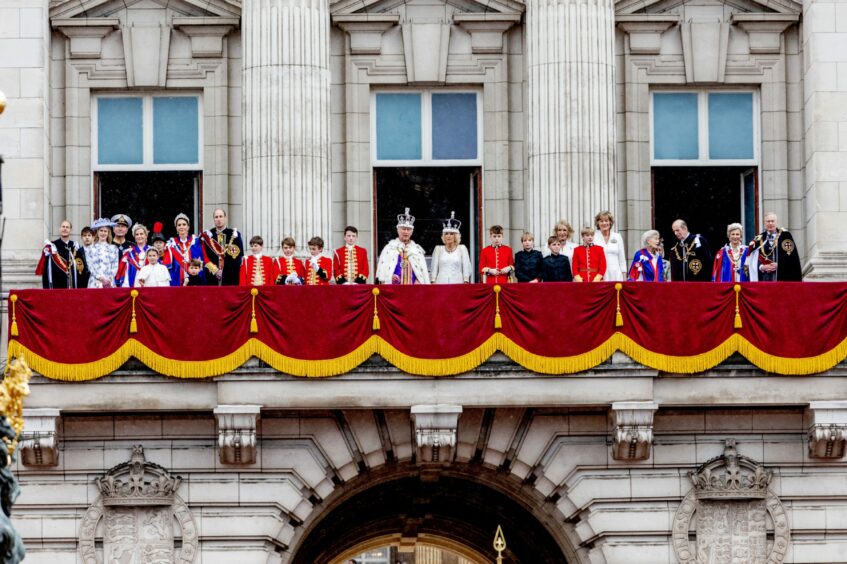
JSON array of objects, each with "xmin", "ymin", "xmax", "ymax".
[
  {"xmin": 11, "ymin": 400, "xmax": 847, "ymax": 563},
  {"xmin": 0, "ymin": 0, "xmax": 49, "ymax": 284}
]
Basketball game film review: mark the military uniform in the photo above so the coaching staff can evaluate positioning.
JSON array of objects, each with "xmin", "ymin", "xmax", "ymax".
[
  {"xmin": 571, "ymin": 244, "xmax": 607, "ymax": 282},
  {"xmin": 669, "ymin": 233, "xmax": 712, "ymax": 282}
]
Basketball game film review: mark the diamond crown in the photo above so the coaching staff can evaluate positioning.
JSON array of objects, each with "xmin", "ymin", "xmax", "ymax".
[
  {"xmin": 397, "ymin": 208, "xmax": 415, "ymax": 229},
  {"xmin": 442, "ymin": 211, "xmax": 462, "ymax": 233}
]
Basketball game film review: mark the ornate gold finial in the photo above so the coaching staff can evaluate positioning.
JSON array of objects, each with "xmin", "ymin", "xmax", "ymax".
[
  {"xmin": 0, "ymin": 357, "xmax": 32, "ymax": 461},
  {"xmin": 493, "ymin": 524, "xmax": 506, "ymax": 563}
]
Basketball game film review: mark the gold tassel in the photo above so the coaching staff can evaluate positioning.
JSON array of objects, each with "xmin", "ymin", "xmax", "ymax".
[
  {"xmin": 494, "ymin": 285, "xmax": 503, "ymax": 329},
  {"xmin": 372, "ymin": 288, "xmax": 381, "ymax": 331},
  {"xmin": 9, "ymin": 294, "xmax": 18, "ymax": 337},
  {"xmin": 250, "ymin": 288, "xmax": 259, "ymax": 333},
  {"xmin": 129, "ymin": 290, "xmax": 138, "ymax": 334},
  {"xmin": 615, "ymin": 283, "xmax": 624, "ymax": 327},
  {"xmin": 733, "ymin": 284, "xmax": 742, "ymax": 329}
]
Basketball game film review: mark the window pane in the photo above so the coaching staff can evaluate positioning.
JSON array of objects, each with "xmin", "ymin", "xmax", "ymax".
[
  {"xmin": 376, "ymin": 93, "xmax": 421, "ymax": 160},
  {"xmin": 153, "ymin": 97, "xmax": 199, "ymax": 164},
  {"xmin": 709, "ymin": 93, "xmax": 754, "ymax": 160},
  {"xmin": 653, "ymin": 93, "xmax": 699, "ymax": 160},
  {"xmin": 432, "ymin": 93, "xmax": 477, "ymax": 160},
  {"xmin": 98, "ymin": 97, "xmax": 143, "ymax": 165}
]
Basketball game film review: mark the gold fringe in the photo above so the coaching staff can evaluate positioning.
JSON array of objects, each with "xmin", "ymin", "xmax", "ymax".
[
  {"xmin": 250, "ymin": 288, "xmax": 259, "ymax": 334},
  {"xmin": 9, "ymin": 294, "xmax": 18, "ymax": 337},
  {"xmin": 9, "ymin": 328, "xmax": 847, "ymax": 381},
  {"xmin": 493, "ymin": 285, "xmax": 503, "ymax": 329},
  {"xmin": 614, "ymin": 283, "xmax": 624, "ymax": 327},
  {"xmin": 129, "ymin": 290, "xmax": 139, "ymax": 334},
  {"xmin": 372, "ymin": 288, "xmax": 381, "ymax": 331},
  {"xmin": 733, "ymin": 284, "xmax": 742, "ymax": 329}
]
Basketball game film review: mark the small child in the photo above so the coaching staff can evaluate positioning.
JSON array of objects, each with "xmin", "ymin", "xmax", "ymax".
[
  {"xmin": 571, "ymin": 226, "xmax": 607, "ymax": 282},
  {"xmin": 135, "ymin": 248, "xmax": 172, "ymax": 288},
  {"xmin": 275, "ymin": 237, "xmax": 306, "ymax": 285},
  {"xmin": 239, "ymin": 235, "xmax": 275, "ymax": 286},
  {"xmin": 513, "ymin": 232, "xmax": 543, "ymax": 283},
  {"xmin": 479, "ymin": 225, "xmax": 514, "ymax": 285},
  {"xmin": 333, "ymin": 226, "xmax": 369, "ymax": 284},
  {"xmin": 541, "ymin": 236, "xmax": 573, "ymax": 282},
  {"xmin": 304, "ymin": 236, "xmax": 332, "ymax": 286},
  {"xmin": 185, "ymin": 258, "xmax": 204, "ymax": 286}
]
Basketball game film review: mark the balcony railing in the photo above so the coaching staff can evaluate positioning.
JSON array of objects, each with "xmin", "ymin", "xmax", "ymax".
[{"xmin": 6, "ymin": 282, "xmax": 843, "ymax": 380}]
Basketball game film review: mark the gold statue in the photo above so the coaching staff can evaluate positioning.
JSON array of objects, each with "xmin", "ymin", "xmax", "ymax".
[{"xmin": 0, "ymin": 358, "xmax": 32, "ymax": 461}]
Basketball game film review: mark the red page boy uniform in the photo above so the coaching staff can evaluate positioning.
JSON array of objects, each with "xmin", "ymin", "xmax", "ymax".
[
  {"xmin": 571, "ymin": 244, "xmax": 606, "ymax": 282},
  {"xmin": 333, "ymin": 244, "xmax": 369, "ymax": 284},
  {"xmin": 239, "ymin": 253, "xmax": 275, "ymax": 286},
  {"xmin": 275, "ymin": 254, "xmax": 305, "ymax": 284},
  {"xmin": 304, "ymin": 255, "xmax": 332, "ymax": 286},
  {"xmin": 480, "ymin": 226, "xmax": 514, "ymax": 285}
]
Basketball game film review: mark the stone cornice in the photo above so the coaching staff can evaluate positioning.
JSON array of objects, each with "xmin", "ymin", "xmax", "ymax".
[
  {"xmin": 616, "ymin": 15, "xmax": 679, "ymax": 55},
  {"xmin": 454, "ymin": 13, "xmax": 522, "ymax": 54},
  {"xmin": 52, "ymin": 18, "xmax": 120, "ymax": 59},
  {"xmin": 731, "ymin": 13, "xmax": 800, "ymax": 54},
  {"xmin": 333, "ymin": 14, "xmax": 400, "ymax": 55}
]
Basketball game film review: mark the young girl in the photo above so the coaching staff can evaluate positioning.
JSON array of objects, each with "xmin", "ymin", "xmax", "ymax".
[
  {"xmin": 87, "ymin": 218, "xmax": 119, "ymax": 288},
  {"xmin": 135, "ymin": 248, "xmax": 172, "ymax": 287}
]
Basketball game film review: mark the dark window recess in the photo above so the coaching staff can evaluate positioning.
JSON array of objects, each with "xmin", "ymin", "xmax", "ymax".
[
  {"xmin": 374, "ymin": 166, "xmax": 480, "ymax": 265},
  {"xmin": 653, "ymin": 166, "xmax": 756, "ymax": 255},
  {"xmin": 97, "ymin": 171, "xmax": 200, "ymax": 239}
]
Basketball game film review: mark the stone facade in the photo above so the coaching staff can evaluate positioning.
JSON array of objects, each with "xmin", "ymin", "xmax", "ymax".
[{"xmin": 2, "ymin": 0, "xmax": 847, "ymax": 562}]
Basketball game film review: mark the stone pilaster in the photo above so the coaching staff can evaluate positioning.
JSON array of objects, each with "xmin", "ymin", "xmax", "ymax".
[
  {"xmin": 526, "ymin": 0, "xmax": 616, "ymax": 236},
  {"xmin": 242, "ymin": 0, "xmax": 331, "ymax": 249}
]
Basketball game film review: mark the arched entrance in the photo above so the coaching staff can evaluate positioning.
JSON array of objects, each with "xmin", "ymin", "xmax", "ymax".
[{"xmin": 289, "ymin": 465, "xmax": 578, "ymax": 564}]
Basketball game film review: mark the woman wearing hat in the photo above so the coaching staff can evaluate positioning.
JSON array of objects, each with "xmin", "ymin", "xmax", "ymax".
[
  {"xmin": 168, "ymin": 213, "xmax": 206, "ymax": 285},
  {"xmin": 87, "ymin": 218, "xmax": 120, "ymax": 288},
  {"xmin": 430, "ymin": 212, "xmax": 472, "ymax": 284}
]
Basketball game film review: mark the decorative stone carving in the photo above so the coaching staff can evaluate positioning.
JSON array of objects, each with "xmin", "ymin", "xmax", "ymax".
[
  {"xmin": 672, "ymin": 440, "xmax": 790, "ymax": 564},
  {"xmin": 731, "ymin": 13, "xmax": 799, "ymax": 55},
  {"xmin": 333, "ymin": 14, "xmax": 400, "ymax": 55},
  {"xmin": 173, "ymin": 17, "xmax": 240, "ymax": 58},
  {"xmin": 79, "ymin": 446, "xmax": 197, "ymax": 564},
  {"xmin": 122, "ymin": 23, "xmax": 172, "ymax": 87},
  {"xmin": 411, "ymin": 405, "xmax": 462, "ymax": 464},
  {"xmin": 681, "ymin": 20, "xmax": 730, "ymax": 83},
  {"xmin": 214, "ymin": 405, "xmax": 261, "ymax": 464},
  {"xmin": 616, "ymin": 15, "xmax": 679, "ymax": 55},
  {"xmin": 807, "ymin": 401, "xmax": 847, "ymax": 459},
  {"xmin": 401, "ymin": 20, "xmax": 451, "ymax": 83},
  {"xmin": 454, "ymin": 13, "xmax": 521, "ymax": 54},
  {"xmin": 20, "ymin": 408, "xmax": 60, "ymax": 467},
  {"xmin": 52, "ymin": 18, "xmax": 120, "ymax": 59},
  {"xmin": 611, "ymin": 401, "xmax": 657, "ymax": 460}
]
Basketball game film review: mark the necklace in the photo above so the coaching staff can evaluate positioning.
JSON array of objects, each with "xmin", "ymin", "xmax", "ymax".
[{"xmin": 672, "ymin": 237, "xmax": 697, "ymax": 261}]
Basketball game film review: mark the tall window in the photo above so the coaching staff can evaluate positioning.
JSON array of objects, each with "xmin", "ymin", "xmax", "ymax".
[{"xmin": 93, "ymin": 94, "xmax": 202, "ymax": 236}]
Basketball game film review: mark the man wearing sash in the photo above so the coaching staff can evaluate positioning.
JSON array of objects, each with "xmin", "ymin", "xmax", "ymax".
[
  {"xmin": 375, "ymin": 208, "xmax": 430, "ymax": 285},
  {"xmin": 748, "ymin": 213, "xmax": 802, "ymax": 281},
  {"xmin": 36, "ymin": 219, "xmax": 88, "ymax": 288},
  {"xmin": 669, "ymin": 219, "xmax": 712, "ymax": 282},
  {"xmin": 200, "ymin": 208, "xmax": 244, "ymax": 286}
]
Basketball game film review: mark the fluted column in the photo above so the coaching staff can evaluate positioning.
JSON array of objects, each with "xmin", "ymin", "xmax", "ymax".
[
  {"xmin": 242, "ymin": 0, "xmax": 331, "ymax": 249},
  {"xmin": 526, "ymin": 0, "xmax": 616, "ymax": 236}
]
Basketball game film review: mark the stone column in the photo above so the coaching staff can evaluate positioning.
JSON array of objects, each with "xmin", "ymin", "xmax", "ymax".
[
  {"xmin": 242, "ymin": 0, "xmax": 331, "ymax": 250},
  {"xmin": 800, "ymin": 0, "xmax": 847, "ymax": 279},
  {"xmin": 526, "ymin": 0, "xmax": 616, "ymax": 237}
]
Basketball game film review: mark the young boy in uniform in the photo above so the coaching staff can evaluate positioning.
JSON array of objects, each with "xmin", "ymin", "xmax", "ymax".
[
  {"xmin": 571, "ymin": 227, "xmax": 607, "ymax": 282},
  {"xmin": 274, "ymin": 237, "xmax": 305, "ymax": 285},
  {"xmin": 541, "ymin": 237, "xmax": 573, "ymax": 282},
  {"xmin": 333, "ymin": 226, "xmax": 369, "ymax": 284},
  {"xmin": 304, "ymin": 236, "xmax": 332, "ymax": 286},
  {"xmin": 479, "ymin": 225, "xmax": 514, "ymax": 285},
  {"xmin": 239, "ymin": 236, "xmax": 275, "ymax": 286}
]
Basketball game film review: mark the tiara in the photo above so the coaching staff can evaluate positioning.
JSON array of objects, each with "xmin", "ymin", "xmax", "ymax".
[
  {"xmin": 442, "ymin": 211, "xmax": 461, "ymax": 234},
  {"xmin": 397, "ymin": 208, "xmax": 415, "ymax": 228}
]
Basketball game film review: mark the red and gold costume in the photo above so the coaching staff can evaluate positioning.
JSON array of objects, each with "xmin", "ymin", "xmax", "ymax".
[
  {"xmin": 304, "ymin": 255, "xmax": 333, "ymax": 286},
  {"xmin": 333, "ymin": 245, "xmax": 369, "ymax": 284},
  {"xmin": 239, "ymin": 255, "xmax": 275, "ymax": 286},
  {"xmin": 571, "ymin": 244, "xmax": 607, "ymax": 282},
  {"xmin": 274, "ymin": 255, "xmax": 306, "ymax": 284},
  {"xmin": 479, "ymin": 245, "xmax": 514, "ymax": 285}
]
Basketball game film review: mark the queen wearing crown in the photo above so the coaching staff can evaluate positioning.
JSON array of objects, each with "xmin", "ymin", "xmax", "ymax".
[
  {"xmin": 376, "ymin": 208, "xmax": 430, "ymax": 285},
  {"xmin": 430, "ymin": 211, "xmax": 473, "ymax": 284}
]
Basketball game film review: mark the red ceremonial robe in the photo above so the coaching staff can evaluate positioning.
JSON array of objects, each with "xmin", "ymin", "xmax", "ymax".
[
  {"xmin": 571, "ymin": 244, "xmax": 607, "ymax": 282},
  {"xmin": 239, "ymin": 255, "xmax": 275, "ymax": 286},
  {"xmin": 479, "ymin": 245, "xmax": 514, "ymax": 285},
  {"xmin": 333, "ymin": 245, "xmax": 370, "ymax": 284},
  {"xmin": 274, "ymin": 255, "xmax": 306, "ymax": 284}
]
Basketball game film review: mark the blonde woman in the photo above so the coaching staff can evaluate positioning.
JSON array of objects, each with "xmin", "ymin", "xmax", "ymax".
[
  {"xmin": 430, "ymin": 212, "xmax": 472, "ymax": 283},
  {"xmin": 593, "ymin": 211, "xmax": 627, "ymax": 282},
  {"xmin": 543, "ymin": 219, "xmax": 576, "ymax": 262}
]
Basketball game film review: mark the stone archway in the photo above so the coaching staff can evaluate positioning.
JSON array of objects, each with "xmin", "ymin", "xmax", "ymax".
[{"xmin": 288, "ymin": 464, "xmax": 581, "ymax": 564}]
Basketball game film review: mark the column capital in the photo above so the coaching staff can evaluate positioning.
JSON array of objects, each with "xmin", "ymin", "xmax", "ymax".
[
  {"xmin": 21, "ymin": 408, "xmax": 61, "ymax": 467},
  {"xmin": 611, "ymin": 401, "xmax": 658, "ymax": 461},
  {"xmin": 411, "ymin": 405, "xmax": 463, "ymax": 465}
]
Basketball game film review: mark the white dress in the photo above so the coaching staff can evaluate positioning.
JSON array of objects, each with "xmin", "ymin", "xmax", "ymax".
[
  {"xmin": 87, "ymin": 242, "xmax": 119, "ymax": 288},
  {"xmin": 135, "ymin": 263, "xmax": 172, "ymax": 287},
  {"xmin": 594, "ymin": 230, "xmax": 627, "ymax": 282},
  {"xmin": 431, "ymin": 245, "xmax": 472, "ymax": 284}
]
